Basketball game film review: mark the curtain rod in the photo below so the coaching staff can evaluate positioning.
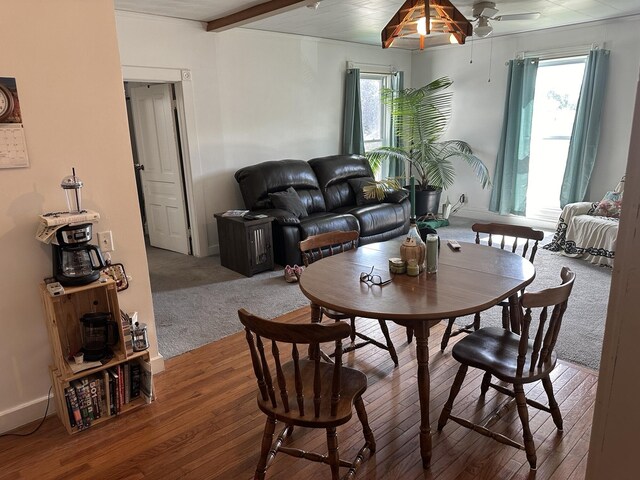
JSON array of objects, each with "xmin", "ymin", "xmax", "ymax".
[
  {"xmin": 516, "ymin": 43, "xmax": 600, "ymax": 60},
  {"xmin": 347, "ymin": 61, "xmax": 397, "ymax": 74}
]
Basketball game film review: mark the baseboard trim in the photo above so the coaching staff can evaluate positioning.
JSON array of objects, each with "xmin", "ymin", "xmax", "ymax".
[
  {"xmin": 0, "ymin": 390, "xmax": 57, "ymax": 435},
  {"xmin": 454, "ymin": 208, "xmax": 557, "ymax": 231},
  {"xmin": 151, "ymin": 353, "xmax": 165, "ymax": 374}
]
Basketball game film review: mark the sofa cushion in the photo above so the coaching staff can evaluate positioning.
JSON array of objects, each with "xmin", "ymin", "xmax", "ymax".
[
  {"xmin": 235, "ymin": 159, "xmax": 326, "ymax": 214},
  {"xmin": 298, "ymin": 212, "xmax": 360, "ymax": 239},
  {"xmin": 336, "ymin": 202, "xmax": 409, "ymax": 237},
  {"xmin": 347, "ymin": 177, "xmax": 379, "ymax": 206},
  {"xmin": 309, "ymin": 155, "xmax": 375, "ymax": 211},
  {"xmin": 269, "ymin": 187, "xmax": 308, "ymax": 218}
]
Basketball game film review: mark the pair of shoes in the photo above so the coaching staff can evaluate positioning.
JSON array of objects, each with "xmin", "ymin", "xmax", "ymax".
[
  {"xmin": 284, "ymin": 265, "xmax": 298, "ymax": 283},
  {"xmin": 293, "ymin": 265, "xmax": 304, "ymax": 281}
]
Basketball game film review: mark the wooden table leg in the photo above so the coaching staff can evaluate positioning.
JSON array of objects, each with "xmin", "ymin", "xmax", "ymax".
[{"xmin": 413, "ymin": 321, "xmax": 432, "ymax": 468}]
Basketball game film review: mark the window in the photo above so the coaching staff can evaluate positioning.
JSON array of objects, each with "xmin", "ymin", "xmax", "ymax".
[
  {"xmin": 527, "ymin": 56, "xmax": 586, "ymax": 219},
  {"xmin": 360, "ymin": 73, "xmax": 392, "ymax": 178}
]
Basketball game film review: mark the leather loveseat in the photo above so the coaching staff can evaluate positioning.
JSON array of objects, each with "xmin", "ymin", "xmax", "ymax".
[{"xmin": 234, "ymin": 154, "xmax": 410, "ymax": 266}]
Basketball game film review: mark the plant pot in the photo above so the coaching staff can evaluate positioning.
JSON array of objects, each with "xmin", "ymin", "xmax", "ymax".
[{"xmin": 408, "ymin": 186, "xmax": 442, "ymax": 216}]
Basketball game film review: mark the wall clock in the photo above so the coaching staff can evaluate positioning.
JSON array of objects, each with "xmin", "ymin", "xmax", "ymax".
[{"xmin": 0, "ymin": 83, "xmax": 15, "ymax": 122}]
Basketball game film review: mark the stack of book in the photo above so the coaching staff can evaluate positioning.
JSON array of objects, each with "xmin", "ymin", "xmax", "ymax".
[{"xmin": 63, "ymin": 358, "xmax": 152, "ymax": 431}]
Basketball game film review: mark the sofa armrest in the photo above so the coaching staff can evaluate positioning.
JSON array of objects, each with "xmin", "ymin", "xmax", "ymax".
[
  {"xmin": 384, "ymin": 189, "xmax": 410, "ymax": 204},
  {"xmin": 253, "ymin": 208, "xmax": 301, "ymax": 226},
  {"xmin": 562, "ymin": 201, "xmax": 597, "ymax": 218}
]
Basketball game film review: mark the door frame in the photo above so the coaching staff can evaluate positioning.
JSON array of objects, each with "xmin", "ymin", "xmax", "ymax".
[{"xmin": 122, "ymin": 65, "xmax": 207, "ymax": 257}]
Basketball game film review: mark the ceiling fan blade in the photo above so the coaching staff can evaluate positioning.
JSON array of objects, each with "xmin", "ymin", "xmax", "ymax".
[
  {"xmin": 493, "ymin": 12, "xmax": 541, "ymax": 21},
  {"xmin": 480, "ymin": 6, "xmax": 499, "ymax": 18}
]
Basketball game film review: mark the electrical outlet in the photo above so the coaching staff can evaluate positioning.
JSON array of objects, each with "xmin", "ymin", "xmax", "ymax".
[{"xmin": 98, "ymin": 231, "xmax": 115, "ymax": 252}]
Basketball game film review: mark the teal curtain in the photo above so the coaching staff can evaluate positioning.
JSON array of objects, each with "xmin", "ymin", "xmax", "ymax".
[
  {"xmin": 489, "ymin": 58, "xmax": 539, "ymax": 216},
  {"xmin": 560, "ymin": 49, "xmax": 610, "ymax": 207},
  {"xmin": 385, "ymin": 71, "xmax": 405, "ymax": 177},
  {"xmin": 342, "ymin": 68, "xmax": 364, "ymax": 155}
]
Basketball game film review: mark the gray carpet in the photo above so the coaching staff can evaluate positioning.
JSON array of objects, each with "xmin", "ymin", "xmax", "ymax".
[{"xmin": 148, "ymin": 216, "xmax": 611, "ymax": 369}]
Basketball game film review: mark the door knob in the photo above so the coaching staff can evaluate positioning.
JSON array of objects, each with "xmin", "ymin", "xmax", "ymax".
[{"xmin": 134, "ymin": 164, "xmax": 145, "ymax": 171}]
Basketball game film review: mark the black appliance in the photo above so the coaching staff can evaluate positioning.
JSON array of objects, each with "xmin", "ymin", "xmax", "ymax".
[
  {"xmin": 52, "ymin": 223, "xmax": 105, "ymax": 286},
  {"xmin": 80, "ymin": 312, "xmax": 119, "ymax": 361}
]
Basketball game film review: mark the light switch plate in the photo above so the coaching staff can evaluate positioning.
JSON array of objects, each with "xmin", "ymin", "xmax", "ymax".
[{"xmin": 98, "ymin": 230, "xmax": 115, "ymax": 252}]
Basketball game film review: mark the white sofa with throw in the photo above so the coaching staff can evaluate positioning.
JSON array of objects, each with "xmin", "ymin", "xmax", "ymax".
[{"xmin": 544, "ymin": 178, "xmax": 624, "ymax": 267}]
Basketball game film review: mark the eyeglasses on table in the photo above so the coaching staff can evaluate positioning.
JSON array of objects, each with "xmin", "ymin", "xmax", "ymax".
[{"xmin": 359, "ymin": 266, "xmax": 392, "ymax": 286}]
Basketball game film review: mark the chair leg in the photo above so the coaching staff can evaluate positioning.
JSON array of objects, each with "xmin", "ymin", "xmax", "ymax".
[
  {"xmin": 472, "ymin": 311, "xmax": 481, "ymax": 330},
  {"xmin": 377, "ymin": 320, "xmax": 399, "ymax": 366},
  {"xmin": 514, "ymin": 383, "xmax": 537, "ymax": 470},
  {"xmin": 441, "ymin": 318, "xmax": 456, "ymax": 352},
  {"xmin": 350, "ymin": 316, "xmax": 356, "ymax": 342},
  {"xmin": 326, "ymin": 427, "xmax": 340, "ymax": 480},
  {"xmin": 501, "ymin": 304, "xmax": 510, "ymax": 329},
  {"xmin": 438, "ymin": 364, "xmax": 468, "ymax": 430},
  {"xmin": 406, "ymin": 326, "xmax": 414, "ymax": 344},
  {"xmin": 542, "ymin": 377, "xmax": 563, "ymax": 431},
  {"xmin": 255, "ymin": 416, "xmax": 276, "ymax": 480},
  {"xmin": 354, "ymin": 395, "xmax": 376, "ymax": 453},
  {"xmin": 480, "ymin": 372, "xmax": 492, "ymax": 395}
]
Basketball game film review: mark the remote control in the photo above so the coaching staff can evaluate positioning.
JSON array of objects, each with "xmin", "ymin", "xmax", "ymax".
[
  {"xmin": 47, "ymin": 282, "xmax": 65, "ymax": 296},
  {"xmin": 447, "ymin": 240, "xmax": 461, "ymax": 251}
]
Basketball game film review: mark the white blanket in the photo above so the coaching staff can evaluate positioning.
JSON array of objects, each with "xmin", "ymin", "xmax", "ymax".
[{"xmin": 543, "ymin": 202, "xmax": 617, "ymax": 267}]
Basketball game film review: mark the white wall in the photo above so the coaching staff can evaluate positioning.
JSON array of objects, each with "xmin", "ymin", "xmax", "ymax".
[
  {"xmin": 115, "ymin": 12, "xmax": 413, "ymax": 255},
  {"xmin": 411, "ymin": 16, "xmax": 640, "ymax": 226},
  {"xmin": 0, "ymin": 1, "xmax": 160, "ymax": 433}
]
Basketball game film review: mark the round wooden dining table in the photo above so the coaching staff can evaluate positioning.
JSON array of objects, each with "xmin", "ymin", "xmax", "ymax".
[{"xmin": 298, "ymin": 237, "xmax": 535, "ymax": 468}]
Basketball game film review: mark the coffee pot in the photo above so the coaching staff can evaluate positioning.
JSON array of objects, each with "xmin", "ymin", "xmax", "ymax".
[
  {"xmin": 52, "ymin": 223, "xmax": 105, "ymax": 286},
  {"xmin": 80, "ymin": 312, "xmax": 120, "ymax": 361}
]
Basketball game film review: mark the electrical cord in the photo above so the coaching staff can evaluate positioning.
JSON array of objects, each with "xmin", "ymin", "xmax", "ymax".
[{"xmin": 0, "ymin": 387, "xmax": 52, "ymax": 438}]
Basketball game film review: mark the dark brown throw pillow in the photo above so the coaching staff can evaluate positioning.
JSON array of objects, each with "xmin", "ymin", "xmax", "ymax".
[
  {"xmin": 348, "ymin": 177, "xmax": 380, "ymax": 206},
  {"xmin": 268, "ymin": 187, "xmax": 308, "ymax": 218}
]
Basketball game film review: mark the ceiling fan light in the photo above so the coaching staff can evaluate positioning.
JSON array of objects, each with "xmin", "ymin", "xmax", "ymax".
[
  {"xmin": 417, "ymin": 17, "xmax": 427, "ymax": 36},
  {"xmin": 449, "ymin": 33, "xmax": 459, "ymax": 44},
  {"xmin": 474, "ymin": 17, "xmax": 493, "ymax": 37}
]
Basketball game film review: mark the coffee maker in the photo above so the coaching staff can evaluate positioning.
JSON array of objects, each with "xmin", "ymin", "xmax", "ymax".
[
  {"xmin": 52, "ymin": 223, "xmax": 106, "ymax": 286},
  {"xmin": 80, "ymin": 312, "xmax": 119, "ymax": 361}
]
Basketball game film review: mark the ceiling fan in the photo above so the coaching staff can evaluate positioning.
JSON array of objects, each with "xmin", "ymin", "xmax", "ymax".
[{"xmin": 471, "ymin": 1, "xmax": 541, "ymax": 38}]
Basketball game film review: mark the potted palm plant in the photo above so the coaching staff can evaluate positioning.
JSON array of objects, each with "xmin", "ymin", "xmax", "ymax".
[{"xmin": 366, "ymin": 76, "xmax": 491, "ymax": 216}]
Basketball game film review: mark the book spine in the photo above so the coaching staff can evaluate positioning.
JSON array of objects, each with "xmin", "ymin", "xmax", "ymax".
[
  {"xmin": 124, "ymin": 363, "xmax": 131, "ymax": 404},
  {"xmin": 130, "ymin": 363, "xmax": 141, "ymax": 399},
  {"xmin": 72, "ymin": 381, "xmax": 91, "ymax": 428},
  {"xmin": 88, "ymin": 378, "xmax": 101, "ymax": 419},
  {"xmin": 64, "ymin": 386, "xmax": 84, "ymax": 430}
]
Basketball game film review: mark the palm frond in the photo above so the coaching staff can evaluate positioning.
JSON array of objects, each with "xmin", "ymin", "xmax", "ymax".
[{"xmin": 370, "ymin": 76, "xmax": 490, "ymax": 191}]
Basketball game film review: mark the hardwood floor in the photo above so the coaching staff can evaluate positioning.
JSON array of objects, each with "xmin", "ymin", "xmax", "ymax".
[{"xmin": 0, "ymin": 307, "xmax": 596, "ymax": 479}]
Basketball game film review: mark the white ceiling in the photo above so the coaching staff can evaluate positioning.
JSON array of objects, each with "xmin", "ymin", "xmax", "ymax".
[{"xmin": 113, "ymin": 0, "xmax": 640, "ymax": 49}]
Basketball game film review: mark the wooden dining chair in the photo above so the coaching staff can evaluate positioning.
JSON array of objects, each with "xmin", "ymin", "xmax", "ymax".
[
  {"xmin": 440, "ymin": 222, "xmax": 545, "ymax": 351},
  {"xmin": 437, "ymin": 267, "xmax": 575, "ymax": 470},
  {"xmin": 299, "ymin": 230, "xmax": 399, "ymax": 366},
  {"xmin": 238, "ymin": 308, "xmax": 375, "ymax": 480}
]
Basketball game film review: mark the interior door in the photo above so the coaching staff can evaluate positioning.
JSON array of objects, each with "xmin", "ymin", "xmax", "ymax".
[{"xmin": 129, "ymin": 84, "xmax": 190, "ymax": 254}]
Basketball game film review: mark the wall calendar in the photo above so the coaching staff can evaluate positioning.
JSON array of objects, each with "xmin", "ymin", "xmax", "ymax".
[{"xmin": 0, "ymin": 77, "xmax": 28, "ymax": 168}]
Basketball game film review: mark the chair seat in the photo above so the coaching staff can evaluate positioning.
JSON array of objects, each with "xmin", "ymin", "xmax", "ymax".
[
  {"xmin": 257, "ymin": 359, "xmax": 368, "ymax": 428},
  {"xmin": 452, "ymin": 327, "xmax": 557, "ymax": 384},
  {"xmin": 322, "ymin": 307, "xmax": 351, "ymax": 320}
]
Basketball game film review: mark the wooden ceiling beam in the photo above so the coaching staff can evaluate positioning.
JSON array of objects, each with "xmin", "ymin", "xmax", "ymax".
[{"xmin": 206, "ymin": 0, "xmax": 308, "ymax": 32}]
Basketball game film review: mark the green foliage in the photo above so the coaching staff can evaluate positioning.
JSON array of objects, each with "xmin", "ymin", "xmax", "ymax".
[{"xmin": 366, "ymin": 76, "xmax": 491, "ymax": 191}]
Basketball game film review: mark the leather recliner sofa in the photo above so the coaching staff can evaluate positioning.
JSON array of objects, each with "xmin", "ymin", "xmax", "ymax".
[{"xmin": 234, "ymin": 154, "xmax": 410, "ymax": 266}]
